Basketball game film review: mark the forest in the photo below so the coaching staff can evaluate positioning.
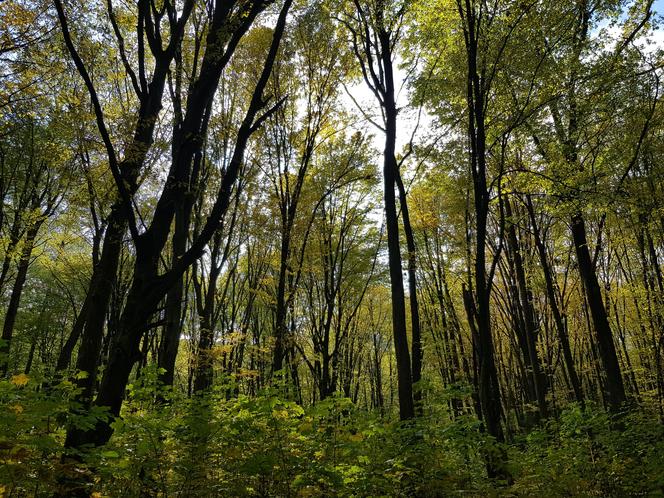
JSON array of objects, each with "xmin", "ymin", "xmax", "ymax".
[{"xmin": 1, "ymin": 0, "xmax": 664, "ymax": 496}]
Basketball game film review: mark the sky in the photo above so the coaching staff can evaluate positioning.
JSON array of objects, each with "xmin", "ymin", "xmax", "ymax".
[
  {"xmin": 656, "ymin": 0, "xmax": 664, "ymax": 16},
  {"xmin": 651, "ymin": 0, "xmax": 664, "ymax": 46}
]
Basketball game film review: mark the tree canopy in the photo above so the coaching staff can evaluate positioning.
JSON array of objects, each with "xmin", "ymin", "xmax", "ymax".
[{"xmin": 1, "ymin": 0, "xmax": 664, "ymax": 496}]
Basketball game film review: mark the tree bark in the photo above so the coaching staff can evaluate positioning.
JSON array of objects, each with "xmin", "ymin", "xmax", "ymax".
[
  {"xmin": 0, "ymin": 220, "xmax": 42, "ymax": 376},
  {"xmin": 526, "ymin": 195, "xmax": 584, "ymax": 405},
  {"xmin": 571, "ymin": 213, "xmax": 626, "ymax": 412},
  {"xmin": 396, "ymin": 172, "xmax": 423, "ymax": 413},
  {"xmin": 157, "ymin": 204, "xmax": 189, "ymax": 389}
]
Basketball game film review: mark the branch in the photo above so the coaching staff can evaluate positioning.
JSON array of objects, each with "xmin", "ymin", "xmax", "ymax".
[
  {"xmin": 164, "ymin": 0, "xmax": 293, "ymax": 288},
  {"xmin": 107, "ymin": 0, "xmax": 142, "ymax": 98},
  {"xmin": 53, "ymin": 0, "xmax": 139, "ymax": 242},
  {"xmin": 341, "ymin": 82, "xmax": 385, "ymax": 132}
]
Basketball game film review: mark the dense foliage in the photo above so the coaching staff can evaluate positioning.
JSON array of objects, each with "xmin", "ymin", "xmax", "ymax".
[
  {"xmin": 4, "ymin": 373, "xmax": 664, "ymax": 496},
  {"xmin": 1, "ymin": 0, "xmax": 664, "ymax": 496}
]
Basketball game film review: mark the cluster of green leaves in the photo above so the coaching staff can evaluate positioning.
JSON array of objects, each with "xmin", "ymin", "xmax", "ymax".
[
  {"xmin": 0, "ymin": 369, "xmax": 108, "ymax": 496},
  {"xmin": 509, "ymin": 403, "xmax": 664, "ymax": 497},
  {"xmin": 4, "ymin": 371, "xmax": 662, "ymax": 497},
  {"xmin": 94, "ymin": 381, "xmax": 476, "ymax": 497}
]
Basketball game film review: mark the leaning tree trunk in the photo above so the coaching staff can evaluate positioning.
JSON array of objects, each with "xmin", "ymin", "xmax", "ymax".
[
  {"xmin": 505, "ymin": 197, "xmax": 548, "ymax": 420},
  {"xmin": 526, "ymin": 195, "xmax": 584, "ymax": 405},
  {"xmin": 571, "ymin": 213, "xmax": 626, "ymax": 412},
  {"xmin": 0, "ymin": 220, "xmax": 42, "ymax": 376}
]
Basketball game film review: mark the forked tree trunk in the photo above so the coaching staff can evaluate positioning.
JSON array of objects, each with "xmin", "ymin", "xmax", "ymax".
[{"xmin": 62, "ymin": 1, "xmax": 292, "ymax": 457}]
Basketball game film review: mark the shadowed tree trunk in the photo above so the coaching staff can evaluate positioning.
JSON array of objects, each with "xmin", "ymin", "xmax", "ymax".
[
  {"xmin": 59, "ymin": 3, "xmax": 293, "ymax": 465},
  {"xmin": 344, "ymin": 0, "xmax": 415, "ymax": 421},
  {"xmin": 571, "ymin": 214, "xmax": 626, "ymax": 411},
  {"xmin": 526, "ymin": 195, "xmax": 584, "ymax": 405},
  {"xmin": 53, "ymin": 0, "xmax": 193, "ymax": 421},
  {"xmin": 158, "ymin": 205, "xmax": 190, "ymax": 389}
]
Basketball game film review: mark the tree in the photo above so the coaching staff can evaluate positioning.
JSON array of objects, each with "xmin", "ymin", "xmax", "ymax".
[
  {"xmin": 295, "ymin": 134, "xmax": 379, "ymax": 401},
  {"xmin": 0, "ymin": 118, "xmax": 68, "ymax": 375},
  {"xmin": 340, "ymin": 0, "xmax": 416, "ymax": 421},
  {"xmin": 259, "ymin": 4, "xmax": 350, "ymax": 376},
  {"xmin": 56, "ymin": 0, "xmax": 294, "ymax": 465}
]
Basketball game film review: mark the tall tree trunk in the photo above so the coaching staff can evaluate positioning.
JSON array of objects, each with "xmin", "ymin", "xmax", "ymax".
[
  {"xmin": 0, "ymin": 220, "xmax": 42, "ymax": 376},
  {"xmin": 379, "ymin": 27, "xmax": 414, "ymax": 421},
  {"xmin": 571, "ymin": 213, "xmax": 626, "ymax": 412},
  {"xmin": 396, "ymin": 172, "xmax": 423, "ymax": 413},
  {"xmin": 347, "ymin": 1, "xmax": 414, "ymax": 421},
  {"xmin": 458, "ymin": 0, "xmax": 509, "ymax": 479},
  {"xmin": 526, "ymin": 195, "xmax": 584, "ymax": 405}
]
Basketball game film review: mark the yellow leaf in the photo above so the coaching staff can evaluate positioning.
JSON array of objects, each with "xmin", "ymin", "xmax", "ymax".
[
  {"xmin": 10, "ymin": 373, "xmax": 29, "ymax": 386},
  {"xmin": 9, "ymin": 404, "xmax": 23, "ymax": 414},
  {"xmin": 272, "ymin": 409, "xmax": 290, "ymax": 420}
]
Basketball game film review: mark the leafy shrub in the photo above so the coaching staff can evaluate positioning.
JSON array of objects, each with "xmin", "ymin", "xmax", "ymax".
[{"xmin": 2, "ymin": 377, "xmax": 663, "ymax": 497}]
